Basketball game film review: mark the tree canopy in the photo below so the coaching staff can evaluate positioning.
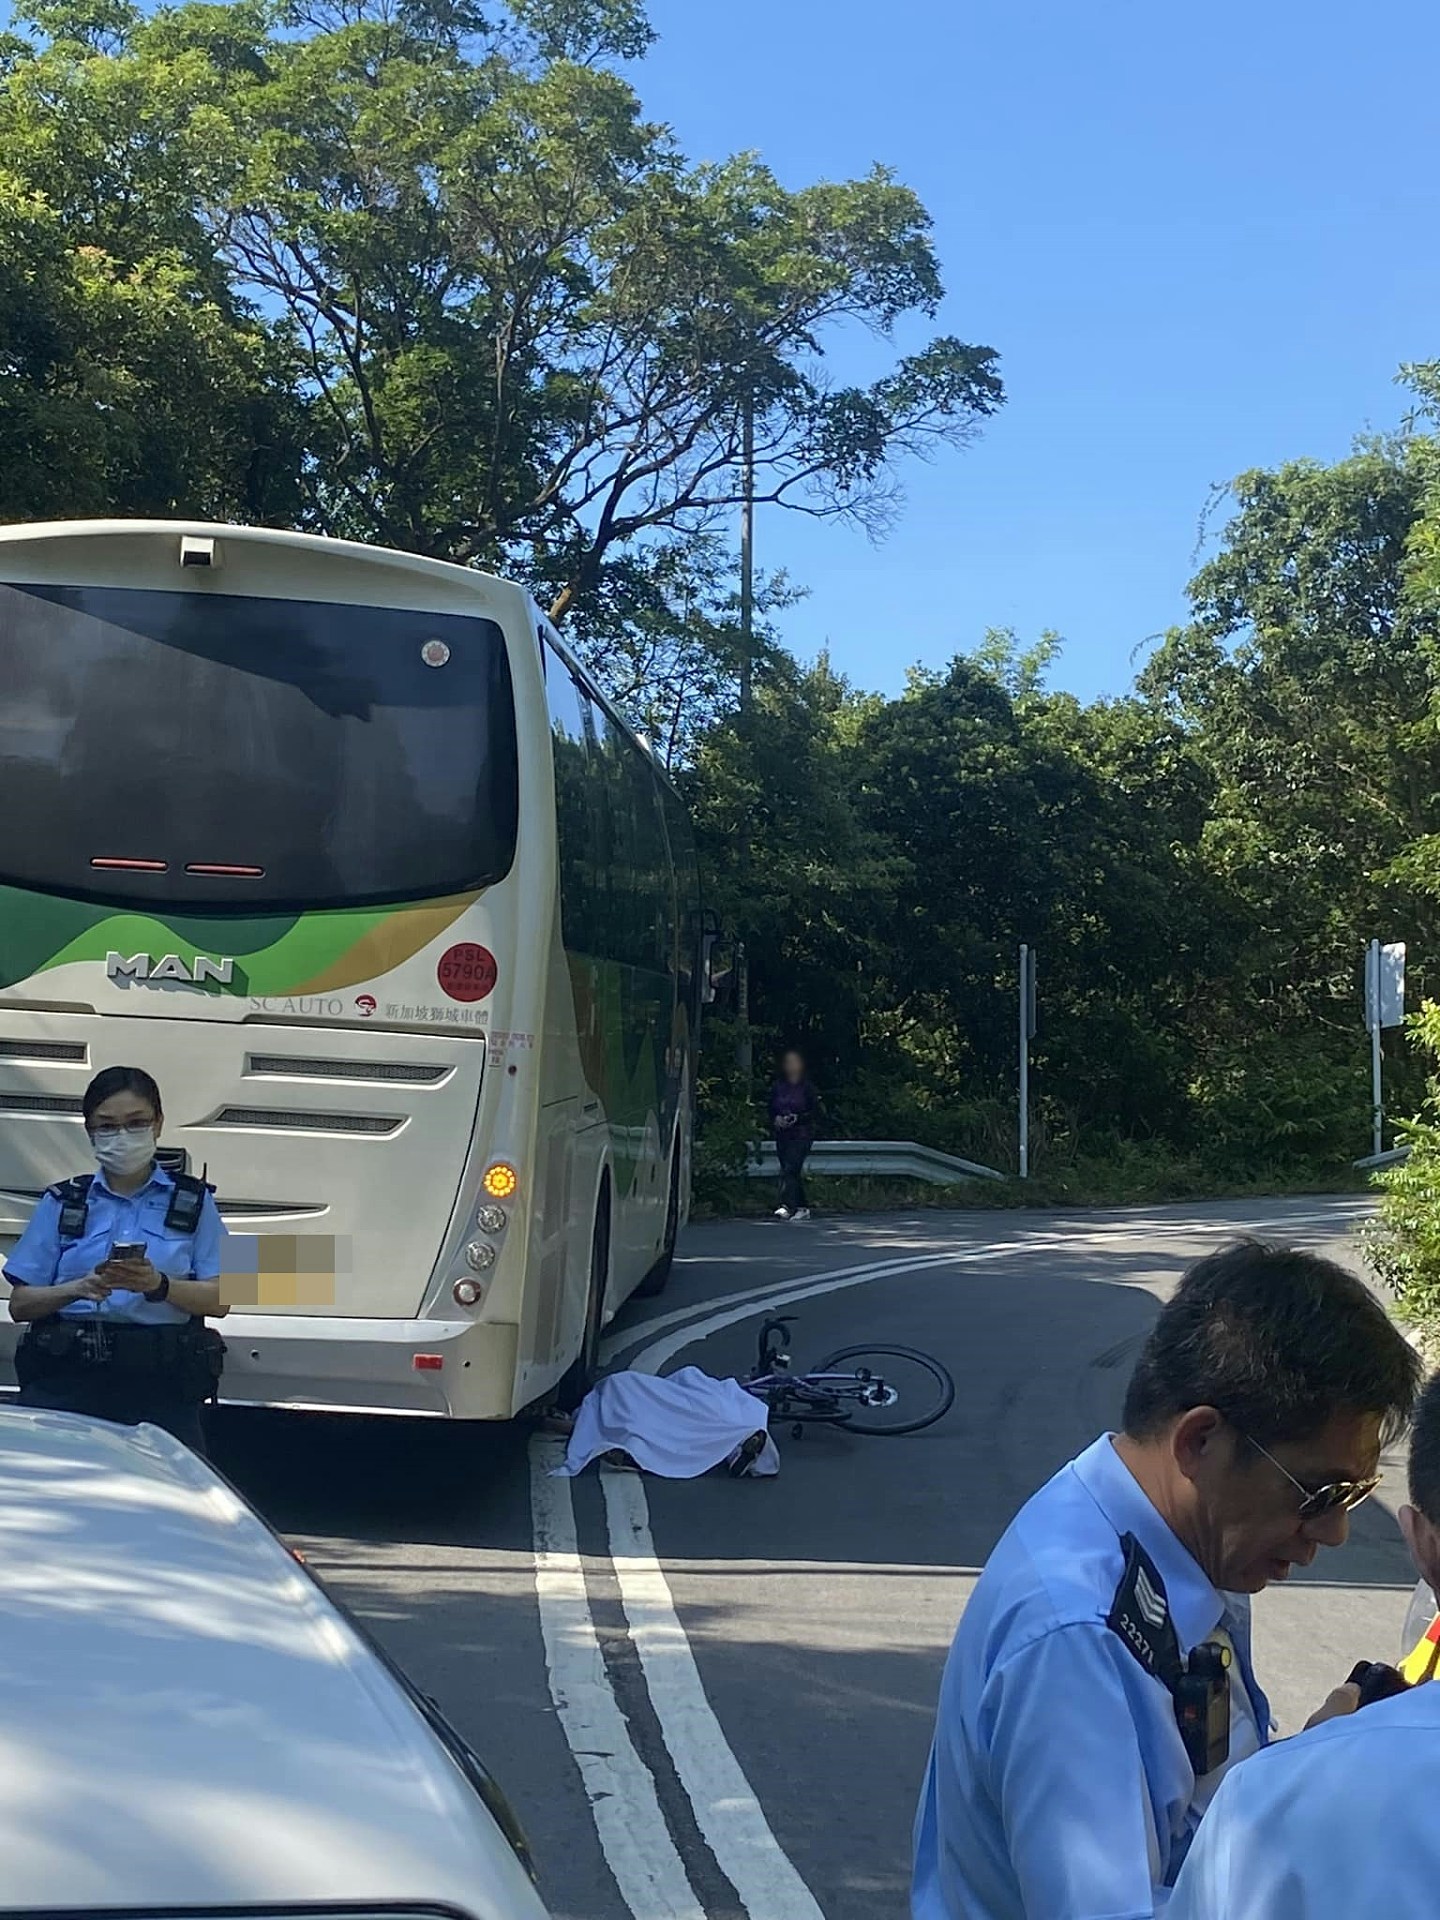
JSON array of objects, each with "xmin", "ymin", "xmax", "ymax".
[
  {"xmin": 0, "ymin": 0, "xmax": 1002, "ymax": 637},
  {"xmin": 694, "ymin": 437, "xmax": 1440, "ymax": 1192},
  {"xmin": 5, "ymin": 0, "xmax": 1440, "ymax": 1209}
]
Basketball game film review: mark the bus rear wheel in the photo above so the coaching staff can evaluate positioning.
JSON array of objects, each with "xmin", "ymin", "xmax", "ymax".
[
  {"xmin": 557, "ymin": 1190, "xmax": 609, "ymax": 1411},
  {"xmin": 635, "ymin": 1144, "xmax": 681, "ymax": 1300}
]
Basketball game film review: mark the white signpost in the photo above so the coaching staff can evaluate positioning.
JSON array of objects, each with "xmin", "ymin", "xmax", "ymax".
[
  {"xmin": 1365, "ymin": 939, "xmax": 1406, "ymax": 1159},
  {"xmin": 1018, "ymin": 944, "xmax": 1037, "ymax": 1179}
]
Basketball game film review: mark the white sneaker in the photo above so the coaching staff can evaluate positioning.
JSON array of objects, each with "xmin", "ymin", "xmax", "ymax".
[
  {"xmin": 790, "ymin": 1208, "xmax": 812, "ymax": 1223},
  {"xmin": 773, "ymin": 1207, "xmax": 792, "ymax": 1220}
]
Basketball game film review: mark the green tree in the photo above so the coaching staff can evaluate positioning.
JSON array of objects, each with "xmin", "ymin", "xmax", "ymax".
[
  {"xmin": 0, "ymin": 0, "xmax": 1003, "ymax": 655},
  {"xmin": 1369, "ymin": 1002, "xmax": 1440, "ymax": 1339},
  {"xmin": 837, "ymin": 637, "xmax": 1220, "ymax": 1156},
  {"xmin": 0, "ymin": 4, "xmax": 298, "ymax": 519},
  {"xmin": 1141, "ymin": 445, "xmax": 1440, "ymax": 1003},
  {"xmin": 1137, "ymin": 444, "xmax": 1440, "ymax": 1158},
  {"xmin": 685, "ymin": 650, "xmax": 897, "ymax": 1089},
  {"xmin": 559, "ymin": 534, "xmax": 800, "ymax": 768},
  {"xmin": 208, "ymin": 0, "xmax": 1001, "ymax": 607}
]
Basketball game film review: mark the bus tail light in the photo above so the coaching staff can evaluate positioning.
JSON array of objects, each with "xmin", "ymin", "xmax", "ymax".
[
  {"xmin": 465, "ymin": 1240, "xmax": 497, "ymax": 1272},
  {"xmin": 414, "ymin": 1354, "xmax": 444, "ymax": 1372},
  {"xmin": 483, "ymin": 1162, "xmax": 518, "ymax": 1200},
  {"xmin": 475, "ymin": 1203, "xmax": 507, "ymax": 1234},
  {"xmin": 453, "ymin": 1277, "xmax": 485, "ymax": 1308}
]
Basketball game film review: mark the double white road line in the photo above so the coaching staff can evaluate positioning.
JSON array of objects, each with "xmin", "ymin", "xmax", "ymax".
[{"xmin": 528, "ymin": 1202, "xmax": 1370, "ymax": 1918}]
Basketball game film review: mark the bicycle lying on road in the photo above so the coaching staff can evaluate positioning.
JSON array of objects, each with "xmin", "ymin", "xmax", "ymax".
[{"xmin": 741, "ymin": 1316, "xmax": 955, "ymax": 1439}]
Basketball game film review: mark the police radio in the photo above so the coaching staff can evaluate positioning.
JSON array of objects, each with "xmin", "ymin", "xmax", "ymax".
[
  {"xmin": 1173, "ymin": 1641, "xmax": 1232, "ymax": 1776},
  {"xmin": 1347, "ymin": 1660, "xmax": 1412, "ymax": 1708}
]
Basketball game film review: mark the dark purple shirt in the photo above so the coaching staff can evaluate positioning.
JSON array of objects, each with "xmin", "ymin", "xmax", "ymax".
[{"xmin": 769, "ymin": 1079, "xmax": 820, "ymax": 1138}]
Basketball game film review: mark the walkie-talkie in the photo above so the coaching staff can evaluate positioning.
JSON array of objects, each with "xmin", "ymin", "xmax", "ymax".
[
  {"xmin": 1174, "ymin": 1641, "xmax": 1231, "ymax": 1775},
  {"xmin": 1347, "ymin": 1660, "xmax": 1412, "ymax": 1708}
]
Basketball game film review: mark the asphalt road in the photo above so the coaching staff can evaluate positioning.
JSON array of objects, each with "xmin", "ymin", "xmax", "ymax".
[{"xmin": 209, "ymin": 1194, "xmax": 1419, "ymax": 1920}]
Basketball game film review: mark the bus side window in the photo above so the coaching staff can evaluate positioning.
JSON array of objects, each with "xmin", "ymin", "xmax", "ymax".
[
  {"xmin": 598, "ymin": 709, "xmax": 670, "ymax": 973},
  {"xmin": 662, "ymin": 786, "xmax": 700, "ymax": 1014},
  {"xmin": 545, "ymin": 638, "xmax": 681, "ymax": 982},
  {"xmin": 547, "ymin": 657, "xmax": 605, "ymax": 957},
  {"xmin": 597, "ymin": 709, "xmax": 637, "ymax": 965}
]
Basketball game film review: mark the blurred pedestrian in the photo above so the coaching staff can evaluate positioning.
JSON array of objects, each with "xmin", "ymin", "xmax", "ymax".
[
  {"xmin": 1167, "ymin": 1366, "xmax": 1440, "ymax": 1918},
  {"xmin": 4, "ymin": 1066, "xmax": 226, "ymax": 1453},
  {"xmin": 768, "ymin": 1049, "xmax": 822, "ymax": 1222},
  {"xmin": 912, "ymin": 1239, "xmax": 1420, "ymax": 1920}
]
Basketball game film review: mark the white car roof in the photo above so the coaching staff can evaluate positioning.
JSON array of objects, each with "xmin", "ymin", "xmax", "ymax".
[{"xmin": 0, "ymin": 1405, "xmax": 547, "ymax": 1918}]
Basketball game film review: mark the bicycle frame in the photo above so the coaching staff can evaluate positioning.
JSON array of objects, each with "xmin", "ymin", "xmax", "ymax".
[{"xmin": 743, "ymin": 1367, "xmax": 900, "ymax": 1425}]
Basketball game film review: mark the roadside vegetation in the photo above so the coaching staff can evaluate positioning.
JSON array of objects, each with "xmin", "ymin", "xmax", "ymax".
[
  {"xmin": 5, "ymin": 0, "xmax": 1440, "ymax": 1254},
  {"xmin": 1371, "ymin": 1006, "xmax": 1440, "ymax": 1349}
]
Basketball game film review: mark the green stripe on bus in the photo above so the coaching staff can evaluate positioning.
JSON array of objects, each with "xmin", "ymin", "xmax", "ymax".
[{"xmin": 0, "ymin": 885, "xmax": 393, "ymax": 994}]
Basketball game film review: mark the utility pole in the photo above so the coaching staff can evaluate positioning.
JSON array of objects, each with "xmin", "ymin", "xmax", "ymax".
[
  {"xmin": 1365, "ymin": 938, "xmax": 1406, "ymax": 1159},
  {"xmin": 1018, "ymin": 944, "xmax": 1037, "ymax": 1179},
  {"xmin": 739, "ymin": 393, "xmax": 754, "ymax": 714},
  {"xmin": 736, "ymin": 392, "xmax": 755, "ymax": 1076},
  {"xmin": 1369, "ymin": 939, "xmax": 1383, "ymax": 1161}
]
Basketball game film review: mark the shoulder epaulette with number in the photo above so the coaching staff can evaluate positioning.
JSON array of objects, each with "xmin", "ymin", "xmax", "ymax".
[{"xmin": 1106, "ymin": 1530, "xmax": 1184, "ymax": 1688}]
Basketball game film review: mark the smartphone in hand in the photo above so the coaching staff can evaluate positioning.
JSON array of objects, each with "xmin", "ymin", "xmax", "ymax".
[{"xmin": 107, "ymin": 1242, "xmax": 146, "ymax": 1265}]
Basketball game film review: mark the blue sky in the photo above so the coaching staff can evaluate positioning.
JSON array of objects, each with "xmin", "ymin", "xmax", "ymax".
[{"xmin": 634, "ymin": 0, "xmax": 1440, "ymax": 700}]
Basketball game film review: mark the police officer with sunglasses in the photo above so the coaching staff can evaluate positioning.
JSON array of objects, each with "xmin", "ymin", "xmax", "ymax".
[
  {"xmin": 913, "ymin": 1239, "xmax": 1420, "ymax": 1920},
  {"xmin": 1168, "ymin": 1367, "xmax": 1440, "ymax": 1917},
  {"xmin": 4, "ymin": 1065, "xmax": 226, "ymax": 1453}
]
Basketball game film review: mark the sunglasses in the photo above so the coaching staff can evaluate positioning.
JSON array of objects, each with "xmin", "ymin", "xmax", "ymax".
[{"xmin": 1239, "ymin": 1429, "xmax": 1380, "ymax": 1521}]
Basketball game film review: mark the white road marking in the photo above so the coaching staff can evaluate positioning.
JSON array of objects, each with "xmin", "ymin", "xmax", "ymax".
[
  {"xmin": 601, "ymin": 1248, "xmax": 993, "ymax": 1364},
  {"xmin": 547, "ymin": 1199, "xmax": 1370, "ymax": 1917},
  {"xmin": 618, "ymin": 1203, "xmax": 1372, "ymax": 1374},
  {"xmin": 527, "ymin": 1434, "xmax": 707, "ymax": 1920},
  {"xmin": 602, "ymin": 1466, "xmax": 827, "ymax": 1920}
]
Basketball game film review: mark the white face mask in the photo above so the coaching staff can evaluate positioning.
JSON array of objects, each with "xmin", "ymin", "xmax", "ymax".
[{"xmin": 91, "ymin": 1127, "xmax": 156, "ymax": 1178}]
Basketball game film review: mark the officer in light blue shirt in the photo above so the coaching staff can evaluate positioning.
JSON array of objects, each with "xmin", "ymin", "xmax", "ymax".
[
  {"xmin": 5, "ymin": 1065, "xmax": 227, "ymax": 1452},
  {"xmin": 913, "ymin": 1239, "xmax": 1421, "ymax": 1920},
  {"xmin": 1164, "ymin": 1677, "xmax": 1440, "ymax": 1919},
  {"xmin": 1167, "ymin": 1366, "xmax": 1440, "ymax": 1920}
]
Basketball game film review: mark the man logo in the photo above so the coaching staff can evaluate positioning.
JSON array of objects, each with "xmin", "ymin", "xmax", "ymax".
[{"xmin": 106, "ymin": 951, "xmax": 235, "ymax": 986}]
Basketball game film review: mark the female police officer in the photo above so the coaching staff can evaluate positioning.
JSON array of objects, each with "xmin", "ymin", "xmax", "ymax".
[{"xmin": 4, "ymin": 1066, "xmax": 225, "ymax": 1453}]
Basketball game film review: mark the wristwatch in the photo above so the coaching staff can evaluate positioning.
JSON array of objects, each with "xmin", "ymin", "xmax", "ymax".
[{"xmin": 143, "ymin": 1275, "xmax": 171, "ymax": 1304}]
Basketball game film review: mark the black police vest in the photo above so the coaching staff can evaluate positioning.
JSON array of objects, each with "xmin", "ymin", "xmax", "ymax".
[{"xmin": 49, "ymin": 1170, "xmax": 214, "ymax": 1243}]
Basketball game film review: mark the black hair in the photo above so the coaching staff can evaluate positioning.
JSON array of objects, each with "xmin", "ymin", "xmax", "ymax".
[
  {"xmin": 1409, "ymin": 1373, "xmax": 1440, "ymax": 1522},
  {"xmin": 82, "ymin": 1066, "xmax": 163, "ymax": 1127},
  {"xmin": 1122, "ymin": 1238, "xmax": 1420, "ymax": 1451}
]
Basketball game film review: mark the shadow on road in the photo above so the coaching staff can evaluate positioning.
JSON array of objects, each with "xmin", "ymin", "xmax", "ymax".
[{"xmin": 210, "ymin": 1405, "xmax": 535, "ymax": 1550}]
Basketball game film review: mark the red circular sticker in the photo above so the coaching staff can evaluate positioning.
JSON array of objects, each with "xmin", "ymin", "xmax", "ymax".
[{"xmin": 437, "ymin": 942, "xmax": 497, "ymax": 1003}]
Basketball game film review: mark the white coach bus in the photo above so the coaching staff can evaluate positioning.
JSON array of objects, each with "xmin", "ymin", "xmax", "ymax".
[{"xmin": 0, "ymin": 520, "xmax": 703, "ymax": 1417}]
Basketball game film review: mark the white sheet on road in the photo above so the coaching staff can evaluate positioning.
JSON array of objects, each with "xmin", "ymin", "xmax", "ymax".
[{"xmin": 555, "ymin": 1366, "xmax": 779, "ymax": 1478}]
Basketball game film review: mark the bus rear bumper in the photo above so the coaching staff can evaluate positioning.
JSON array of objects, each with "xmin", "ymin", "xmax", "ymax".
[
  {"xmin": 0, "ymin": 1313, "xmax": 521, "ymax": 1420},
  {"xmin": 218, "ymin": 1313, "xmax": 522, "ymax": 1417}
]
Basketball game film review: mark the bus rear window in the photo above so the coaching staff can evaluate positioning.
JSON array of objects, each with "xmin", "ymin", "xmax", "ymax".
[{"xmin": 0, "ymin": 584, "xmax": 519, "ymax": 909}]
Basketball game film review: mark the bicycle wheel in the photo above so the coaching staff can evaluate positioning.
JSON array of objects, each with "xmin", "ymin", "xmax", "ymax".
[{"xmin": 811, "ymin": 1344, "xmax": 955, "ymax": 1435}]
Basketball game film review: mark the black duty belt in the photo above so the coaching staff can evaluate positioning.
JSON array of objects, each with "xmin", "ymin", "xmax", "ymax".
[{"xmin": 22, "ymin": 1317, "xmax": 206, "ymax": 1372}]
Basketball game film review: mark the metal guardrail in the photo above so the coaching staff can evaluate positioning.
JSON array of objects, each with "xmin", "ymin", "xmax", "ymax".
[
  {"xmin": 1354, "ymin": 1146, "xmax": 1411, "ymax": 1170},
  {"xmin": 747, "ymin": 1139, "xmax": 1006, "ymax": 1185}
]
